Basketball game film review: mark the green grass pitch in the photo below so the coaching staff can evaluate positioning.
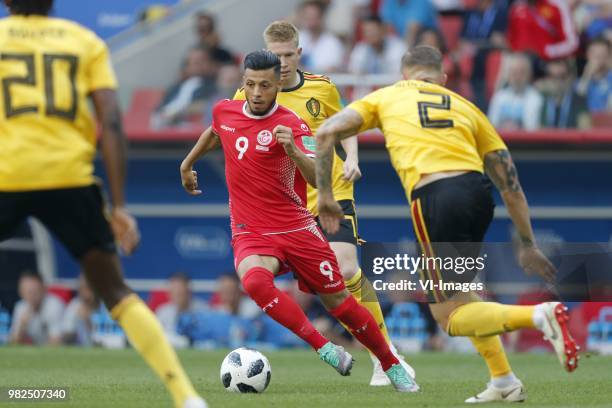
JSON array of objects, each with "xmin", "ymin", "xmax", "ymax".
[{"xmin": 0, "ymin": 347, "xmax": 610, "ymax": 407}]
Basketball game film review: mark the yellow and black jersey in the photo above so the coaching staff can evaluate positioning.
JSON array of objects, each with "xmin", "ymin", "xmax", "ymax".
[
  {"xmin": 0, "ymin": 15, "xmax": 117, "ymax": 191},
  {"xmin": 233, "ymin": 70, "xmax": 353, "ymax": 216},
  {"xmin": 348, "ymin": 80, "xmax": 507, "ymax": 199}
]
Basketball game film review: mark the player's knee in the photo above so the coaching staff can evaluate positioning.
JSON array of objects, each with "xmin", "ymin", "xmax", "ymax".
[
  {"xmin": 331, "ymin": 243, "xmax": 358, "ymax": 280},
  {"xmin": 318, "ymin": 289, "xmax": 350, "ymax": 310},
  {"xmin": 241, "ymin": 267, "xmax": 275, "ymax": 297},
  {"xmin": 429, "ymin": 304, "xmax": 453, "ymax": 334},
  {"xmin": 338, "ymin": 261, "xmax": 359, "ymax": 281}
]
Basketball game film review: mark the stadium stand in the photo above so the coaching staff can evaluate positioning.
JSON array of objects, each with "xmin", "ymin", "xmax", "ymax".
[{"xmin": 587, "ymin": 307, "xmax": 612, "ymax": 355}]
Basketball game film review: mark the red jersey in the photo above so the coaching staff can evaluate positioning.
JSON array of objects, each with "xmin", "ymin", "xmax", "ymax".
[
  {"xmin": 211, "ymin": 99, "xmax": 317, "ymax": 236},
  {"xmin": 507, "ymin": 0, "xmax": 578, "ymax": 61}
]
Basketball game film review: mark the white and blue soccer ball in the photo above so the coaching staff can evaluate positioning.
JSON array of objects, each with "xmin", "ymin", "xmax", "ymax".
[{"xmin": 220, "ymin": 347, "xmax": 272, "ymax": 393}]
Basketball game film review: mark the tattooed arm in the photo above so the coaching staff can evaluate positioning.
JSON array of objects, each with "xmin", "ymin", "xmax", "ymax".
[
  {"xmin": 315, "ymin": 108, "xmax": 364, "ymax": 233},
  {"xmin": 484, "ymin": 150, "xmax": 534, "ymax": 246},
  {"xmin": 484, "ymin": 149, "xmax": 556, "ymax": 281}
]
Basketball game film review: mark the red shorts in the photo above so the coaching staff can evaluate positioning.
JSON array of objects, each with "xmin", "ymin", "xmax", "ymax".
[{"xmin": 232, "ymin": 225, "xmax": 345, "ymax": 294}]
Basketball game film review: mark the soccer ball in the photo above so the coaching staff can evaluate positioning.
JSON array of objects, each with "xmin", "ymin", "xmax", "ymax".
[{"xmin": 220, "ymin": 347, "xmax": 271, "ymax": 393}]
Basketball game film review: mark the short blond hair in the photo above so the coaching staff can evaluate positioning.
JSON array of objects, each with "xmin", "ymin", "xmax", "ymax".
[{"xmin": 263, "ymin": 21, "xmax": 299, "ymax": 47}]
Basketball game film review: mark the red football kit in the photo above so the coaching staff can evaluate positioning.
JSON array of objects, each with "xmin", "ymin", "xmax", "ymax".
[
  {"xmin": 211, "ymin": 99, "xmax": 344, "ymax": 294},
  {"xmin": 208, "ymin": 99, "xmax": 400, "ymax": 370}
]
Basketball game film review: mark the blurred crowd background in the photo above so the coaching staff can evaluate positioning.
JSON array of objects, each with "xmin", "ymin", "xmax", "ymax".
[
  {"xmin": 1, "ymin": 0, "xmax": 612, "ymax": 356},
  {"xmin": 137, "ymin": 0, "xmax": 612, "ymax": 131}
]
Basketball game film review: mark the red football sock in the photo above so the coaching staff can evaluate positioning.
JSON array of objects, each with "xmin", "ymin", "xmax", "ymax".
[
  {"xmin": 242, "ymin": 267, "xmax": 328, "ymax": 350},
  {"xmin": 330, "ymin": 295, "xmax": 399, "ymax": 371}
]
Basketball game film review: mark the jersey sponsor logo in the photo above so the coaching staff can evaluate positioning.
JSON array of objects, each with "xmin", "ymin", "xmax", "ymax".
[
  {"xmin": 257, "ymin": 130, "xmax": 273, "ymax": 146},
  {"xmin": 306, "ymin": 97, "xmax": 321, "ymax": 117},
  {"xmin": 301, "ymin": 136, "xmax": 316, "ymax": 153},
  {"xmin": 323, "ymin": 280, "xmax": 343, "ymax": 289},
  {"xmin": 221, "ymin": 124, "xmax": 235, "ymax": 132},
  {"xmin": 300, "ymin": 123, "xmax": 310, "ymax": 133}
]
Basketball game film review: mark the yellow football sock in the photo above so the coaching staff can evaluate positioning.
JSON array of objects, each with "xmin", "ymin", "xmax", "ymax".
[
  {"xmin": 447, "ymin": 302, "xmax": 536, "ymax": 337},
  {"xmin": 111, "ymin": 294, "xmax": 198, "ymax": 408},
  {"xmin": 469, "ymin": 335, "xmax": 512, "ymax": 378},
  {"xmin": 345, "ymin": 269, "xmax": 391, "ymax": 343}
]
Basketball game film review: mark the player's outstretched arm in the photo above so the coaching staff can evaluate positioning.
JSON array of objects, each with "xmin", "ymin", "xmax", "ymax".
[
  {"xmin": 180, "ymin": 126, "xmax": 220, "ymax": 195},
  {"xmin": 91, "ymin": 89, "xmax": 140, "ymax": 255},
  {"xmin": 484, "ymin": 149, "xmax": 556, "ymax": 282},
  {"xmin": 315, "ymin": 108, "xmax": 364, "ymax": 233}
]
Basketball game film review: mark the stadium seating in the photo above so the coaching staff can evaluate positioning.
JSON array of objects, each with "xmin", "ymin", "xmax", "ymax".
[
  {"xmin": 0, "ymin": 308, "xmax": 10, "ymax": 345},
  {"xmin": 438, "ymin": 14, "xmax": 463, "ymax": 52},
  {"xmin": 250, "ymin": 314, "xmax": 307, "ymax": 349},
  {"xmin": 91, "ymin": 309, "xmax": 126, "ymax": 349},
  {"xmin": 47, "ymin": 285, "xmax": 73, "ymax": 304},
  {"xmin": 123, "ymin": 88, "xmax": 164, "ymax": 135},
  {"xmin": 587, "ymin": 307, "xmax": 612, "ymax": 355},
  {"xmin": 147, "ymin": 289, "xmax": 171, "ymax": 312},
  {"xmin": 386, "ymin": 303, "xmax": 428, "ymax": 353},
  {"xmin": 177, "ymin": 310, "xmax": 255, "ymax": 349},
  {"xmin": 485, "ymin": 50, "xmax": 503, "ymax": 101},
  {"xmin": 592, "ymin": 112, "xmax": 612, "ymax": 128}
]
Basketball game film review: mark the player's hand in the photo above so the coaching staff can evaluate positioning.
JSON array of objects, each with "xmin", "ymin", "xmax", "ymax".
[
  {"xmin": 180, "ymin": 165, "xmax": 202, "ymax": 196},
  {"xmin": 274, "ymin": 125, "xmax": 297, "ymax": 157},
  {"xmin": 110, "ymin": 207, "xmax": 140, "ymax": 255},
  {"xmin": 518, "ymin": 245, "xmax": 557, "ymax": 283},
  {"xmin": 343, "ymin": 156, "xmax": 362, "ymax": 182},
  {"xmin": 318, "ymin": 195, "xmax": 343, "ymax": 235}
]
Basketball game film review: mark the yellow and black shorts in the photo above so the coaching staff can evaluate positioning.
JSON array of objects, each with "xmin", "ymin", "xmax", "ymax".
[
  {"xmin": 0, "ymin": 183, "xmax": 116, "ymax": 259},
  {"xmin": 410, "ymin": 172, "xmax": 494, "ymax": 303},
  {"xmin": 316, "ymin": 199, "xmax": 361, "ymax": 245}
]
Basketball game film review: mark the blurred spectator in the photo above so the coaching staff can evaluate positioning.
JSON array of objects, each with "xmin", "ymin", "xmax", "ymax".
[
  {"xmin": 537, "ymin": 59, "xmax": 591, "ymax": 128},
  {"xmin": 210, "ymin": 273, "xmax": 259, "ymax": 319},
  {"xmin": 203, "ymin": 64, "xmax": 242, "ymax": 125},
  {"xmin": 459, "ymin": 0, "xmax": 509, "ymax": 108},
  {"xmin": 415, "ymin": 28, "xmax": 466, "ymax": 95},
  {"xmin": 9, "ymin": 271, "xmax": 64, "ymax": 345},
  {"xmin": 507, "ymin": 0, "xmax": 579, "ymax": 61},
  {"xmin": 379, "ymin": 0, "xmax": 439, "ymax": 47},
  {"xmin": 576, "ymin": 37, "xmax": 612, "ymax": 112},
  {"xmin": 297, "ymin": 0, "xmax": 346, "ymax": 73},
  {"xmin": 151, "ymin": 46, "xmax": 217, "ymax": 128},
  {"xmin": 62, "ymin": 274, "xmax": 100, "ymax": 346},
  {"xmin": 573, "ymin": 0, "xmax": 612, "ymax": 42},
  {"xmin": 194, "ymin": 12, "xmax": 234, "ymax": 64},
  {"xmin": 488, "ymin": 53, "xmax": 543, "ymax": 130},
  {"xmin": 156, "ymin": 272, "xmax": 208, "ymax": 335},
  {"xmin": 324, "ymin": 0, "xmax": 372, "ymax": 41},
  {"xmin": 348, "ymin": 15, "xmax": 406, "ymax": 75}
]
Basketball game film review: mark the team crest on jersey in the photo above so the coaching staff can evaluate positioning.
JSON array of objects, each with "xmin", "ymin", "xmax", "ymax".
[
  {"xmin": 306, "ymin": 97, "xmax": 321, "ymax": 117},
  {"xmin": 257, "ymin": 130, "xmax": 273, "ymax": 146}
]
